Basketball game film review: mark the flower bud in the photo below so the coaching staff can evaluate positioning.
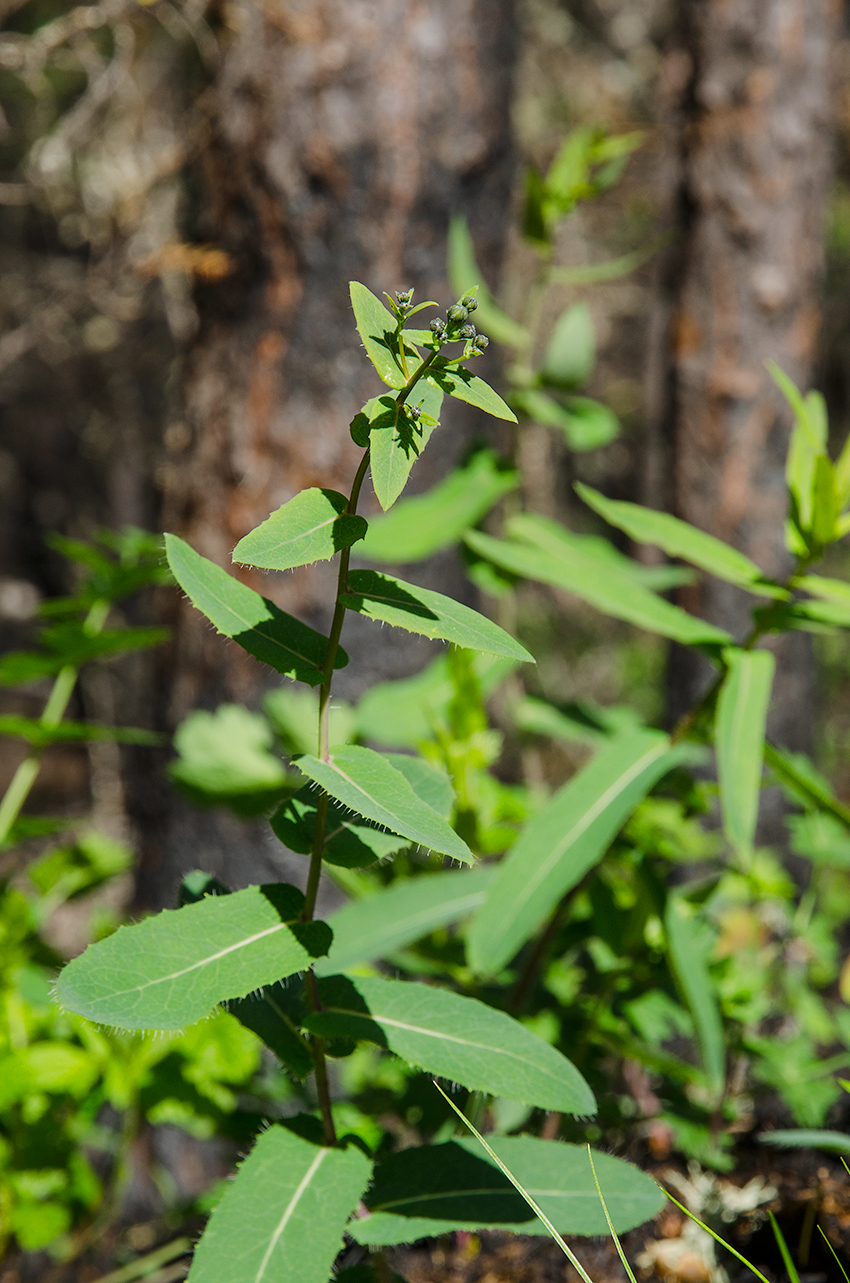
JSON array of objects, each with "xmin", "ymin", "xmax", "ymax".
[
  {"xmin": 473, "ymin": 334, "xmax": 490, "ymax": 351},
  {"xmin": 447, "ymin": 303, "xmax": 468, "ymax": 325},
  {"xmin": 429, "ymin": 317, "xmax": 446, "ymax": 333},
  {"xmin": 461, "ymin": 295, "xmax": 478, "ymax": 312},
  {"xmin": 458, "ymin": 323, "xmax": 477, "ymax": 340},
  {"xmin": 408, "ymin": 403, "xmax": 422, "ymax": 420}
]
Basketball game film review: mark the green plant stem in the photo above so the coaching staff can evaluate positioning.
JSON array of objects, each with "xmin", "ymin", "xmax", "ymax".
[{"xmin": 0, "ymin": 599, "xmax": 109, "ymax": 845}]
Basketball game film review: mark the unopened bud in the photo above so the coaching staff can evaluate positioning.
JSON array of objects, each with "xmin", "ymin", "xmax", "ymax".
[
  {"xmin": 461, "ymin": 295, "xmax": 478, "ymax": 312},
  {"xmin": 430, "ymin": 317, "xmax": 446, "ymax": 333},
  {"xmin": 447, "ymin": 304, "xmax": 468, "ymax": 325},
  {"xmin": 473, "ymin": 334, "xmax": 490, "ymax": 351},
  {"xmin": 408, "ymin": 404, "xmax": 422, "ymax": 420},
  {"xmin": 458, "ymin": 323, "xmax": 477, "ymax": 340}
]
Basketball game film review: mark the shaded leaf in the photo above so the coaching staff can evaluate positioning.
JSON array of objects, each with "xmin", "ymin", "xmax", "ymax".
[
  {"xmin": 715, "ymin": 648, "xmax": 775, "ymax": 858},
  {"xmin": 271, "ymin": 787, "xmax": 406, "ymax": 868},
  {"xmin": 350, "ymin": 1136, "xmax": 663, "ymax": 1245},
  {"xmin": 229, "ymin": 978, "xmax": 313, "ymax": 1079},
  {"xmin": 57, "ymin": 883, "xmax": 330, "ymax": 1030},
  {"xmin": 358, "ymin": 449, "xmax": 518, "ymax": 563},
  {"xmin": 447, "ymin": 219, "xmax": 528, "ymax": 347},
  {"xmin": 540, "ymin": 303, "xmax": 595, "ymax": 389},
  {"xmin": 307, "ymin": 974, "xmax": 595, "ymax": 1114},
  {"xmin": 0, "ymin": 715, "xmax": 159, "ymax": 747},
  {"xmin": 166, "ymin": 534, "xmax": 345, "ymax": 686},
  {"xmin": 358, "ymin": 385, "xmax": 443, "ymax": 511},
  {"xmin": 811, "ymin": 455, "xmax": 841, "ymax": 547},
  {"xmin": 513, "ymin": 391, "xmax": 619, "ymax": 450},
  {"xmin": 232, "ymin": 489, "xmax": 367, "ymax": 572},
  {"xmin": 429, "ymin": 361, "xmax": 517, "ymax": 421},
  {"xmin": 349, "ymin": 281, "xmax": 406, "ymax": 388},
  {"xmin": 664, "ymin": 896, "xmax": 725, "ymax": 1098},
  {"xmin": 340, "ymin": 569, "xmax": 534, "ymax": 661},
  {"xmin": 765, "ymin": 742, "xmax": 850, "ymax": 832},
  {"xmin": 295, "ymin": 745, "xmax": 473, "ymax": 862},
  {"xmin": 468, "ymin": 730, "xmax": 680, "ymax": 976},
  {"xmin": 187, "ymin": 1125, "xmax": 371, "ymax": 1283},
  {"xmin": 315, "ymin": 866, "xmax": 497, "ymax": 975}
]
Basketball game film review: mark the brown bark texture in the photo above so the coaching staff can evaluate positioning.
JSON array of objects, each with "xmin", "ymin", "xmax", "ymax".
[
  {"xmin": 655, "ymin": 0, "xmax": 840, "ymax": 741},
  {"xmin": 155, "ymin": 0, "xmax": 517, "ymax": 898}
]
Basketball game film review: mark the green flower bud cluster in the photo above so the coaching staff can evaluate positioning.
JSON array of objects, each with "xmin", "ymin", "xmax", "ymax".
[
  {"xmin": 427, "ymin": 292, "xmax": 487, "ymax": 357},
  {"xmin": 394, "ymin": 288, "xmax": 414, "ymax": 317}
]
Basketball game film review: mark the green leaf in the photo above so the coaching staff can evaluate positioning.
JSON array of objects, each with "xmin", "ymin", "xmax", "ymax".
[
  {"xmin": 57, "ymin": 883, "xmax": 330, "ymax": 1030},
  {"xmin": 165, "ymin": 534, "xmax": 345, "ymax": 686},
  {"xmin": 429, "ymin": 360, "xmax": 517, "ymax": 422},
  {"xmin": 349, "ymin": 281, "xmax": 407, "ymax": 389},
  {"xmin": 664, "ymin": 896, "xmax": 725, "ymax": 1098},
  {"xmin": 447, "ymin": 218, "xmax": 529, "ymax": 347},
  {"xmin": 715, "ymin": 648, "xmax": 775, "ymax": 858},
  {"xmin": 350, "ymin": 1136, "xmax": 663, "ymax": 1245},
  {"xmin": 576, "ymin": 483, "xmax": 786, "ymax": 597},
  {"xmin": 315, "ymin": 866, "xmax": 497, "ymax": 975},
  {"xmin": 340, "ymin": 569, "xmax": 534, "ymax": 662},
  {"xmin": 354, "ymin": 651, "xmax": 517, "ymax": 748},
  {"xmin": 522, "ymin": 165, "xmax": 549, "ymax": 245},
  {"xmin": 758, "ymin": 1128, "xmax": 850, "ymax": 1154},
  {"xmin": 811, "ymin": 454, "xmax": 840, "ymax": 547},
  {"xmin": 358, "ymin": 449, "xmax": 518, "ymax": 563},
  {"xmin": 0, "ymin": 650, "xmax": 66, "ymax": 686},
  {"xmin": 294, "ymin": 745, "xmax": 473, "ymax": 862},
  {"xmin": 271, "ymin": 787, "xmax": 406, "ymax": 868},
  {"xmin": 170, "ymin": 705, "xmax": 290, "ymax": 806},
  {"xmin": 770, "ymin": 362, "xmax": 825, "ymax": 536},
  {"xmin": 307, "ymin": 974, "xmax": 595, "ymax": 1114},
  {"xmin": 540, "ymin": 303, "xmax": 595, "ymax": 389},
  {"xmin": 187, "ymin": 1125, "xmax": 371, "ymax": 1283},
  {"xmin": 512, "ymin": 391, "xmax": 619, "ymax": 450},
  {"xmin": 765, "ymin": 742, "xmax": 850, "ymax": 831},
  {"xmin": 232, "ymin": 489, "xmax": 367, "ymax": 572},
  {"xmin": 228, "ymin": 977, "xmax": 313, "ymax": 1079},
  {"xmin": 465, "ymin": 525, "xmax": 732, "ymax": 647},
  {"xmin": 385, "ymin": 753, "xmax": 454, "ymax": 816},
  {"xmin": 468, "ymin": 730, "xmax": 679, "ymax": 976},
  {"xmin": 264, "ymin": 686, "xmax": 355, "ymax": 756},
  {"xmin": 0, "ymin": 715, "xmax": 159, "ymax": 747},
  {"xmin": 358, "ymin": 384, "xmax": 443, "ymax": 511},
  {"xmin": 40, "ymin": 623, "xmax": 168, "ymax": 666}
]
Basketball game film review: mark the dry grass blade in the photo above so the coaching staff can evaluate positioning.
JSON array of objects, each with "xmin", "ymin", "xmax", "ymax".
[
  {"xmin": 663, "ymin": 1193, "xmax": 772, "ymax": 1283},
  {"xmin": 586, "ymin": 1145, "xmax": 638, "ymax": 1283},
  {"xmin": 431, "ymin": 1081, "xmax": 596, "ymax": 1283}
]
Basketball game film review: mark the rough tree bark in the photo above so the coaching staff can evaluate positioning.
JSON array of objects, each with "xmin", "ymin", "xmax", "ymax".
[
  {"xmin": 153, "ymin": 0, "xmax": 517, "ymax": 900},
  {"xmin": 649, "ymin": 0, "xmax": 840, "ymax": 745}
]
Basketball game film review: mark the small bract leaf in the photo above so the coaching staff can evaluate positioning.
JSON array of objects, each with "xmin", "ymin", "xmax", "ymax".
[
  {"xmin": 359, "ymin": 449, "xmax": 518, "ymax": 563},
  {"xmin": 340, "ymin": 569, "xmax": 534, "ymax": 662},
  {"xmin": 166, "ymin": 535, "xmax": 345, "ymax": 686},
  {"xmin": 307, "ymin": 974, "xmax": 595, "ymax": 1114},
  {"xmin": 350, "ymin": 1136, "xmax": 663, "ymax": 1245},
  {"xmin": 429, "ymin": 361, "xmax": 517, "ymax": 421},
  {"xmin": 57, "ymin": 883, "xmax": 329, "ymax": 1030},
  {"xmin": 315, "ymin": 865, "xmax": 497, "ymax": 975},
  {"xmin": 540, "ymin": 302, "xmax": 595, "ymax": 389},
  {"xmin": 349, "ymin": 281, "xmax": 406, "ymax": 388},
  {"xmin": 295, "ymin": 745, "xmax": 473, "ymax": 862},
  {"xmin": 468, "ymin": 729, "xmax": 680, "ymax": 976},
  {"xmin": 715, "ymin": 647, "xmax": 775, "ymax": 858},
  {"xmin": 232, "ymin": 489, "xmax": 367, "ymax": 572},
  {"xmin": 187, "ymin": 1125, "xmax": 371, "ymax": 1283}
]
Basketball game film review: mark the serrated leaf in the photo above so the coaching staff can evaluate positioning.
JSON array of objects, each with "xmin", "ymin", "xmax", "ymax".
[
  {"xmin": 540, "ymin": 303, "xmax": 595, "ymax": 389},
  {"xmin": 384, "ymin": 753, "xmax": 454, "ymax": 816},
  {"xmin": 166, "ymin": 534, "xmax": 345, "ymax": 686},
  {"xmin": 187, "ymin": 1125, "xmax": 371, "ymax": 1283},
  {"xmin": 715, "ymin": 647, "xmax": 775, "ymax": 858},
  {"xmin": 340, "ymin": 569, "xmax": 534, "ymax": 662},
  {"xmin": 295, "ymin": 745, "xmax": 473, "ymax": 862},
  {"xmin": 228, "ymin": 977, "xmax": 313, "ymax": 1079},
  {"xmin": 307, "ymin": 974, "xmax": 595, "ymax": 1114},
  {"xmin": 576, "ymin": 483, "xmax": 786, "ymax": 597},
  {"xmin": 315, "ymin": 866, "xmax": 497, "ymax": 975},
  {"xmin": 271, "ymin": 787, "xmax": 408, "ymax": 868},
  {"xmin": 57, "ymin": 883, "xmax": 330, "ymax": 1030},
  {"xmin": 359, "ymin": 449, "xmax": 518, "ymax": 563},
  {"xmin": 465, "ymin": 525, "xmax": 731, "ymax": 647},
  {"xmin": 367, "ymin": 380, "xmax": 443, "ymax": 511},
  {"xmin": 232, "ymin": 489, "xmax": 367, "ymax": 572},
  {"xmin": 468, "ymin": 730, "xmax": 679, "ymax": 976},
  {"xmin": 349, "ymin": 1136, "xmax": 663, "ymax": 1245},
  {"xmin": 429, "ymin": 361, "xmax": 517, "ymax": 421},
  {"xmin": 447, "ymin": 218, "xmax": 529, "ymax": 347},
  {"xmin": 664, "ymin": 896, "xmax": 725, "ymax": 1098},
  {"xmin": 349, "ymin": 281, "xmax": 407, "ymax": 388}
]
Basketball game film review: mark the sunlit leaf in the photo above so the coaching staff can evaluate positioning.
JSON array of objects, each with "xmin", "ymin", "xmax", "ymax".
[
  {"xmin": 429, "ymin": 361, "xmax": 517, "ymax": 422},
  {"xmin": 664, "ymin": 896, "xmax": 725, "ymax": 1099},
  {"xmin": 540, "ymin": 303, "xmax": 595, "ymax": 389},
  {"xmin": 349, "ymin": 281, "xmax": 406, "ymax": 388},
  {"xmin": 232, "ymin": 489, "xmax": 367, "ymax": 572},
  {"xmin": 715, "ymin": 647, "xmax": 775, "ymax": 858}
]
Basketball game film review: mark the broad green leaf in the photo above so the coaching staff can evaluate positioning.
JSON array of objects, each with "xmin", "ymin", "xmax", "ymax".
[
  {"xmin": 576, "ymin": 483, "xmax": 786, "ymax": 598},
  {"xmin": 664, "ymin": 896, "xmax": 725, "ymax": 1098},
  {"xmin": 358, "ymin": 449, "xmax": 518, "ymax": 563},
  {"xmin": 715, "ymin": 647, "xmax": 775, "ymax": 857},
  {"xmin": 513, "ymin": 391, "xmax": 619, "ymax": 450},
  {"xmin": 295, "ymin": 745, "xmax": 473, "ymax": 862},
  {"xmin": 307, "ymin": 974, "xmax": 595, "ymax": 1114},
  {"xmin": 358, "ymin": 384, "xmax": 443, "ymax": 511},
  {"xmin": 350, "ymin": 1136, "xmax": 663, "ymax": 1245},
  {"xmin": 758, "ymin": 1129, "xmax": 850, "ymax": 1154},
  {"xmin": 315, "ymin": 866, "xmax": 497, "ymax": 975},
  {"xmin": 797, "ymin": 574, "xmax": 850, "ymax": 606},
  {"xmin": 340, "ymin": 570, "xmax": 534, "ymax": 662},
  {"xmin": 232, "ymin": 489, "xmax": 367, "ymax": 572},
  {"xmin": 385, "ymin": 753, "xmax": 454, "ymax": 817},
  {"xmin": 354, "ymin": 651, "xmax": 517, "ymax": 748},
  {"xmin": 811, "ymin": 455, "xmax": 840, "ymax": 547},
  {"xmin": 166, "ymin": 535, "xmax": 345, "ymax": 686},
  {"xmin": 0, "ymin": 650, "xmax": 66, "ymax": 685},
  {"xmin": 468, "ymin": 729, "xmax": 679, "ymax": 976},
  {"xmin": 271, "ymin": 786, "xmax": 406, "ymax": 868},
  {"xmin": 57, "ymin": 883, "xmax": 331, "ymax": 1030},
  {"xmin": 540, "ymin": 303, "xmax": 595, "ymax": 389},
  {"xmin": 429, "ymin": 360, "xmax": 517, "ymax": 422},
  {"xmin": 187, "ymin": 1125, "xmax": 371, "ymax": 1283},
  {"xmin": 465, "ymin": 526, "xmax": 731, "ymax": 647},
  {"xmin": 765, "ymin": 742, "xmax": 850, "ymax": 831},
  {"xmin": 349, "ymin": 281, "xmax": 406, "ymax": 388},
  {"xmin": 447, "ymin": 218, "xmax": 529, "ymax": 347},
  {"xmin": 170, "ymin": 705, "xmax": 290, "ymax": 806},
  {"xmin": 0, "ymin": 715, "xmax": 159, "ymax": 747}
]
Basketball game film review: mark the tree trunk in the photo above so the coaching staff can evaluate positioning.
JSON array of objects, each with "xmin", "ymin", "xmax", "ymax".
[
  {"xmin": 152, "ymin": 0, "xmax": 517, "ymax": 902},
  {"xmin": 652, "ymin": 0, "xmax": 840, "ymax": 747}
]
